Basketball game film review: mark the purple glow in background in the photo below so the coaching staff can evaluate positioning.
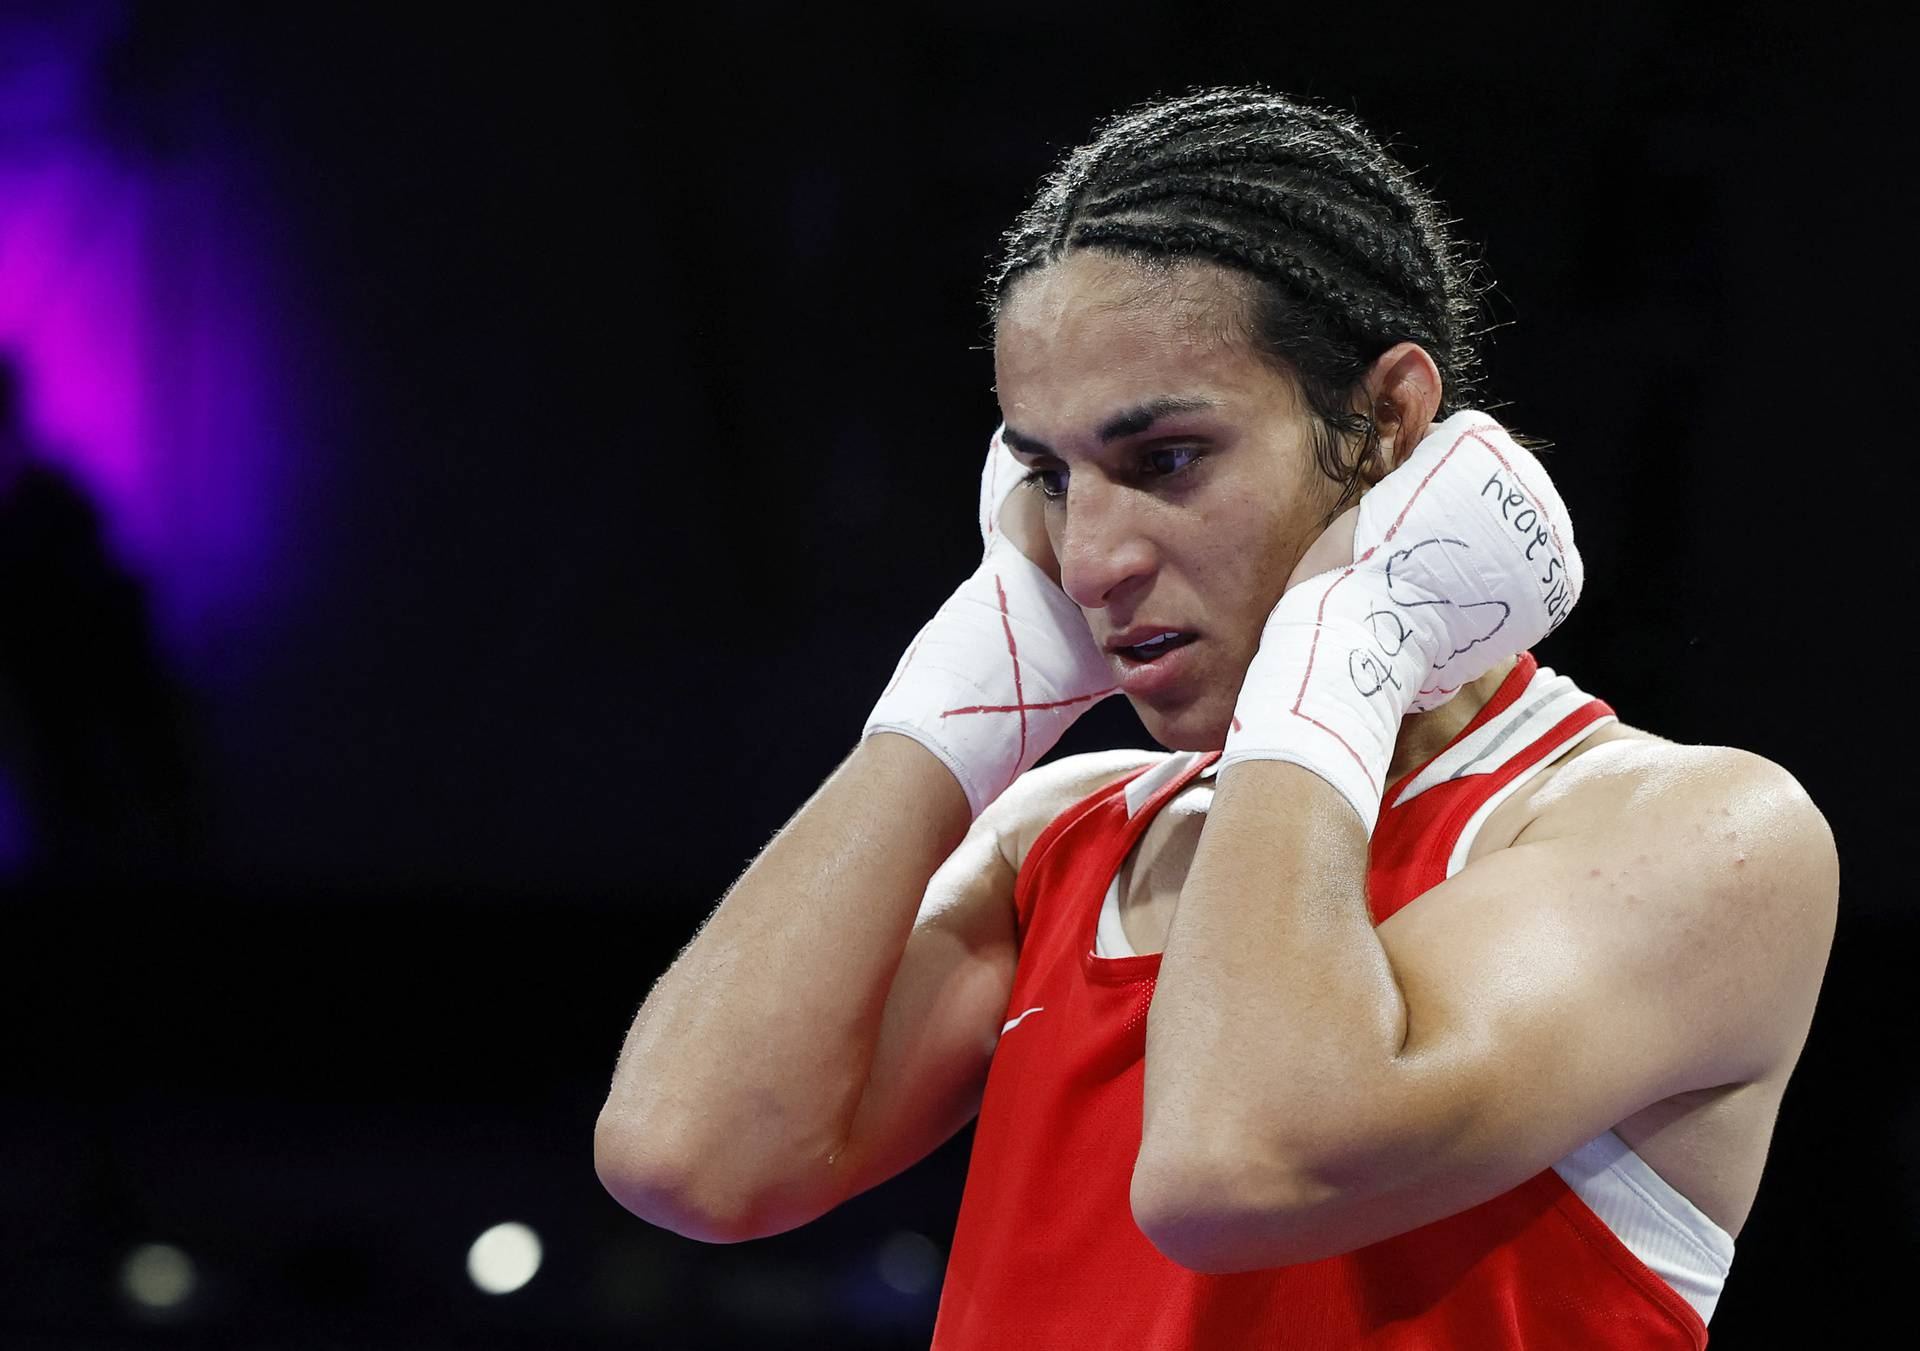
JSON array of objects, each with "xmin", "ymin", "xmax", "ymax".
[{"xmin": 0, "ymin": 3, "xmax": 292, "ymax": 662}]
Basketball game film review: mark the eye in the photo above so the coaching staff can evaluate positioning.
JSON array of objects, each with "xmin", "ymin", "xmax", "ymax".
[
  {"xmin": 1019, "ymin": 467, "xmax": 1068, "ymax": 500},
  {"xmin": 1145, "ymin": 445, "xmax": 1202, "ymax": 478},
  {"xmin": 1018, "ymin": 446, "xmax": 1203, "ymax": 503}
]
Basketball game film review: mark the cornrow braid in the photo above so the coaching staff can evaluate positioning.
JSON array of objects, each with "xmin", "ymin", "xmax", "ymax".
[
  {"xmin": 1070, "ymin": 218, "xmax": 1444, "ymax": 353},
  {"xmin": 1078, "ymin": 175, "xmax": 1448, "ymax": 321},
  {"xmin": 1088, "ymin": 87, "xmax": 1269, "ymax": 166},
  {"xmin": 987, "ymin": 86, "xmax": 1493, "ymax": 519},
  {"xmin": 1098, "ymin": 109, "xmax": 1416, "ymax": 227}
]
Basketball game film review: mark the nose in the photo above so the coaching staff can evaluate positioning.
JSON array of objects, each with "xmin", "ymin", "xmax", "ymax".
[{"xmin": 1056, "ymin": 477, "xmax": 1156, "ymax": 612}]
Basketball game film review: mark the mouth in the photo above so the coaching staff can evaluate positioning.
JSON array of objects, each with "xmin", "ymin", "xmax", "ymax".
[
  {"xmin": 1106, "ymin": 628, "xmax": 1203, "ymax": 700},
  {"xmin": 1113, "ymin": 629, "xmax": 1198, "ymax": 663}
]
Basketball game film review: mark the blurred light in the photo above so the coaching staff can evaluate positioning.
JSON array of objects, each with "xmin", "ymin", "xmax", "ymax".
[
  {"xmin": 0, "ymin": 4, "xmax": 295, "ymax": 660},
  {"xmin": 874, "ymin": 1229, "xmax": 941, "ymax": 1296},
  {"xmin": 120, "ymin": 1241, "xmax": 195, "ymax": 1310},
  {"xmin": 466, "ymin": 1220, "xmax": 542, "ymax": 1295}
]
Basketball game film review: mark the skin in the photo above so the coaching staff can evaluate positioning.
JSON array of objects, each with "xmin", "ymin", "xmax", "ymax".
[{"xmin": 993, "ymin": 248, "xmax": 1487, "ymax": 781}]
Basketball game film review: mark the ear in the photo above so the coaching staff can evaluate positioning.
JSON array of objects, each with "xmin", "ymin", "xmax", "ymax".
[{"xmin": 1358, "ymin": 342, "xmax": 1443, "ymax": 479}]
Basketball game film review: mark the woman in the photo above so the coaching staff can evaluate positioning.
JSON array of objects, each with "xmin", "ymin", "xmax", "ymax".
[{"xmin": 596, "ymin": 86, "xmax": 1836, "ymax": 1348}]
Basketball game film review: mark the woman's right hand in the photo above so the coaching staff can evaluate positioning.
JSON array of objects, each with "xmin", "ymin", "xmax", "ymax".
[
  {"xmin": 862, "ymin": 427, "xmax": 1119, "ymax": 819},
  {"xmin": 995, "ymin": 457, "xmax": 1064, "ymax": 587}
]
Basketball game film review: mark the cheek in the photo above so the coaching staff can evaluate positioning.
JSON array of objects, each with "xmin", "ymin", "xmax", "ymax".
[{"xmin": 1188, "ymin": 490, "xmax": 1303, "ymax": 608}]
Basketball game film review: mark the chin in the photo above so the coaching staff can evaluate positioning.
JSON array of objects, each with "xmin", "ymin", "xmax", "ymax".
[{"xmin": 1131, "ymin": 695, "xmax": 1232, "ymax": 753}]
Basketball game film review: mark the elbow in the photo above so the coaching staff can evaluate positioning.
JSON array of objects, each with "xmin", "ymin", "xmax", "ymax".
[
  {"xmin": 1129, "ymin": 1146, "xmax": 1328, "ymax": 1274},
  {"xmin": 597, "ymin": 1164, "xmax": 755, "ymax": 1246},
  {"xmin": 594, "ymin": 1113, "xmax": 763, "ymax": 1245},
  {"xmin": 593, "ymin": 1110, "xmax": 840, "ymax": 1245},
  {"xmin": 1128, "ymin": 1157, "xmax": 1241, "ymax": 1274}
]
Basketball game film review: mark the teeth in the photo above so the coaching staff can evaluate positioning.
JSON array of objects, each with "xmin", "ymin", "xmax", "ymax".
[{"xmin": 1133, "ymin": 632, "xmax": 1179, "ymax": 651}]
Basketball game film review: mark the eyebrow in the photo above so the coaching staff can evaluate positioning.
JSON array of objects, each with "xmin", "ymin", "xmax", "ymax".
[{"xmin": 1000, "ymin": 396, "xmax": 1220, "ymax": 458}]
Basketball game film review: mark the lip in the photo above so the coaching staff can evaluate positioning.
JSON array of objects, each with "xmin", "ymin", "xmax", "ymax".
[
  {"xmin": 1105, "ymin": 624, "xmax": 1197, "ymax": 654},
  {"xmin": 1109, "ymin": 634, "xmax": 1202, "ymax": 700}
]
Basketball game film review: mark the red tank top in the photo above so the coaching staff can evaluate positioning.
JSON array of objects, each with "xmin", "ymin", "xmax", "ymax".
[{"xmin": 930, "ymin": 653, "xmax": 1709, "ymax": 1348}]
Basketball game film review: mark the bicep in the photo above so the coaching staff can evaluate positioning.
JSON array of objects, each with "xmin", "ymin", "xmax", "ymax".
[{"xmin": 1323, "ymin": 749, "xmax": 1835, "ymax": 1224}]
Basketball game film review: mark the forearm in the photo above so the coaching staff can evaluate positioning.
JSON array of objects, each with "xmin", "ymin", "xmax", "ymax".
[
  {"xmin": 1140, "ymin": 760, "xmax": 1408, "ymax": 1197},
  {"xmin": 1139, "ymin": 412, "xmax": 1578, "ymax": 1211},
  {"xmin": 596, "ymin": 731, "xmax": 970, "ymax": 1221}
]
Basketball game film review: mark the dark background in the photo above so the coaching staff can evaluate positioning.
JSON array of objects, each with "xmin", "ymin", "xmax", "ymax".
[{"xmin": 2, "ymin": 2, "xmax": 1906, "ymax": 1346}]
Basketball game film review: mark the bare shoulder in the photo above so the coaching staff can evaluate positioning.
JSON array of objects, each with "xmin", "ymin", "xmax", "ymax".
[
  {"xmin": 1520, "ymin": 728, "xmax": 1836, "ymax": 869},
  {"xmin": 1513, "ymin": 727, "xmax": 1840, "ymax": 1077},
  {"xmin": 982, "ymin": 748, "xmax": 1170, "ymax": 874}
]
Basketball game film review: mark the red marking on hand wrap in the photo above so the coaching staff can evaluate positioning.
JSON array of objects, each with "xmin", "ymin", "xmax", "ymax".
[
  {"xmin": 881, "ymin": 632, "xmax": 924, "ymax": 701},
  {"xmin": 1272, "ymin": 422, "xmax": 1546, "ymax": 799},
  {"xmin": 996, "ymin": 574, "xmax": 1028, "ymax": 768},
  {"xmin": 942, "ymin": 690, "xmax": 1112, "ymax": 717},
  {"xmin": 931, "ymin": 569, "xmax": 1120, "ymax": 796},
  {"xmin": 1380, "ymin": 435, "xmax": 1464, "ymax": 541},
  {"xmin": 1465, "ymin": 426, "xmax": 1567, "ymax": 556},
  {"xmin": 1380, "ymin": 425, "xmax": 1562, "ymax": 557},
  {"xmin": 1231, "ymin": 715, "xmax": 1242, "ymax": 733},
  {"xmin": 1284, "ymin": 562, "xmax": 1382, "ymax": 796}
]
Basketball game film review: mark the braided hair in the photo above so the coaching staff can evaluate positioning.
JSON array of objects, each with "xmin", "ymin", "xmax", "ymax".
[{"xmin": 989, "ymin": 86, "xmax": 1493, "ymax": 517}]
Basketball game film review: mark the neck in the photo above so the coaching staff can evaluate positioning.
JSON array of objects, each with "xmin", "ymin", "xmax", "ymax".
[{"xmin": 1384, "ymin": 654, "xmax": 1521, "ymax": 794}]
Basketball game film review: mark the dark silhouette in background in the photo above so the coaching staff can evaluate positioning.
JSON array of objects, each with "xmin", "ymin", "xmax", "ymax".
[{"xmin": 0, "ymin": 358, "xmax": 201, "ymax": 887}]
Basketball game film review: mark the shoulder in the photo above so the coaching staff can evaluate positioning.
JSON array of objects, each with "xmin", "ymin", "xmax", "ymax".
[
  {"xmin": 1519, "ymin": 732, "xmax": 1835, "ymax": 873},
  {"xmin": 981, "ymin": 749, "xmax": 1170, "ymax": 875},
  {"xmin": 1511, "ymin": 733, "xmax": 1839, "ymax": 1076}
]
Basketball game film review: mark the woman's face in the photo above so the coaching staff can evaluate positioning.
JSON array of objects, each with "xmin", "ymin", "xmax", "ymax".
[{"xmin": 993, "ymin": 250, "xmax": 1354, "ymax": 751}]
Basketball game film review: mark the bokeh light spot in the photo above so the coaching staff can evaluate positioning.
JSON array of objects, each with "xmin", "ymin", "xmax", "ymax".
[
  {"xmin": 875, "ymin": 1229, "xmax": 941, "ymax": 1295},
  {"xmin": 121, "ymin": 1241, "xmax": 195, "ymax": 1309},
  {"xmin": 467, "ymin": 1220, "xmax": 543, "ymax": 1295}
]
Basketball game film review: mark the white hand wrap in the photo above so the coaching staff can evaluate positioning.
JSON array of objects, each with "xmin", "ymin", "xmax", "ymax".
[
  {"xmin": 1219, "ymin": 410, "xmax": 1584, "ymax": 833},
  {"xmin": 862, "ymin": 426, "xmax": 1118, "ymax": 819}
]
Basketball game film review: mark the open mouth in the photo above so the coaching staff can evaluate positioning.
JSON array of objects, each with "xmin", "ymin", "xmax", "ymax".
[{"xmin": 1117, "ymin": 632, "xmax": 1198, "ymax": 664}]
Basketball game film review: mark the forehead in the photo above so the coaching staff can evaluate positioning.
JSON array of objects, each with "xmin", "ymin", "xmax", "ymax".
[{"xmin": 993, "ymin": 252, "xmax": 1293, "ymax": 428}]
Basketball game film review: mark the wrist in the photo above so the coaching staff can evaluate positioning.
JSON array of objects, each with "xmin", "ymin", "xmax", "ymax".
[
  {"xmin": 1219, "ymin": 566, "xmax": 1438, "ymax": 834},
  {"xmin": 854, "ymin": 730, "xmax": 974, "ymax": 838},
  {"xmin": 862, "ymin": 540, "xmax": 1115, "ymax": 819}
]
